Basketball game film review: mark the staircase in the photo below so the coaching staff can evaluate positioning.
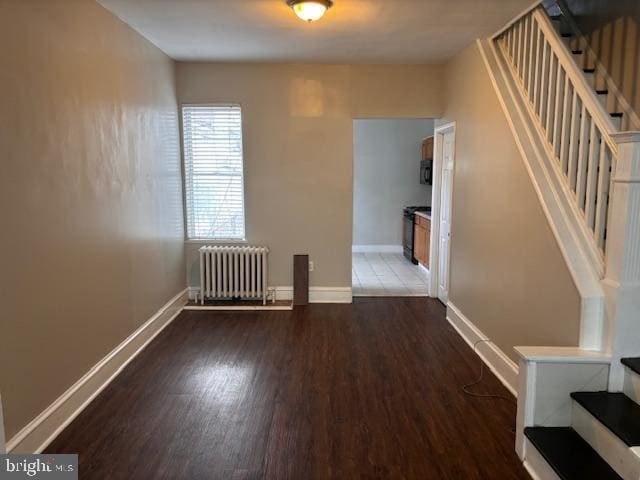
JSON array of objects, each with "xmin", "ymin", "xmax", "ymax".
[
  {"xmin": 524, "ymin": 357, "xmax": 640, "ymax": 479},
  {"xmin": 546, "ymin": 0, "xmax": 640, "ymax": 133},
  {"xmin": 478, "ymin": 1, "xmax": 640, "ymax": 478}
]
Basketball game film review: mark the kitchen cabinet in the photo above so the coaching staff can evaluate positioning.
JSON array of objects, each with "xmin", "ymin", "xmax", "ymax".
[
  {"xmin": 422, "ymin": 136, "xmax": 434, "ymax": 161},
  {"xmin": 413, "ymin": 215, "xmax": 430, "ymax": 267}
]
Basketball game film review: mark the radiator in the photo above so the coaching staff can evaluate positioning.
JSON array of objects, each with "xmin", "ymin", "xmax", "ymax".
[{"xmin": 198, "ymin": 245, "xmax": 270, "ymax": 305}]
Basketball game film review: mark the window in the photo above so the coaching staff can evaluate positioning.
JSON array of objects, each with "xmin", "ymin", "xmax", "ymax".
[{"xmin": 182, "ymin": 104, "xmax": 246, "ymax": 240}]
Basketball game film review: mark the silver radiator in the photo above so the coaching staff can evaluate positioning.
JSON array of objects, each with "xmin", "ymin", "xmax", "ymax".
[{"xmin": 198, "ymin": 245, "xmax": 270, "ymax": 305}]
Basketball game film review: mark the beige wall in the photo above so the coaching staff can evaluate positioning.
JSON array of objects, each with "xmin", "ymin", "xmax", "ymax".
[
  {"xmin": 177, "ymin": 63, "xmax": 444, "ymax": 288},
  {"xmin": 441, "ymin": 43, "xmax": 582, "ymax": 361},
  {"xmin": 0, "ymin": 0, "xmax": 185, "ymax": 439}
]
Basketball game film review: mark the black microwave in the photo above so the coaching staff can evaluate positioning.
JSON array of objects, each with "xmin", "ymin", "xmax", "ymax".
[{"xmin": 420, "ymin": 160, "xmax": 433, "ymax": 185}]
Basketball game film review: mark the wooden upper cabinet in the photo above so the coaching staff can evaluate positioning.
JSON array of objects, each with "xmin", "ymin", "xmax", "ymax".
[{"xmin": 422, "ymin": 137, "xmax": 434, "ymax": 161}]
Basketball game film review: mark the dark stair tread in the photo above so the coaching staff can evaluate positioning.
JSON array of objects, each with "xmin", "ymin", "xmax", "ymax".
[
  {"xmin": 622, "ymin": 357, "xmax": 640, "ymax": 376},
  {"xmin": 572, "ymin": 49, "xmax": 584, "ymax": 54},
  {"xmin": 610, "ymin": 112, "xmax": 623, "ymax": 117},
  {"xmin": 596, "ymin": 89, "xmax": 609, "ymax": 95},
  {"xmin": 584, "ymin": 68, "xmax": 596, "ymax": 73},
  {"xmin": 525, "ymin": 427, "xmax": 622, "ymax": 480},
  {"xmin": 561, "ymin": 33, "xmax": 573, "ymax": 38},
  {"xmin": 571, "ymin": 392, "xmax": 640, "ymax": 446}
]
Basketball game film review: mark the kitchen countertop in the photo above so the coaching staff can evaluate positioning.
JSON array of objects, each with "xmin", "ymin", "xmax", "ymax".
[{"xmin": 415, "ymin": 211, "xmax": 431, "ymax": 221}]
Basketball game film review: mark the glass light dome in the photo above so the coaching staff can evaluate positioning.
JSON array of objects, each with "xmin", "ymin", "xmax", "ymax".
[{"xmin": 288, "ymin": 0, "xmax": 333, "ymax": 22}]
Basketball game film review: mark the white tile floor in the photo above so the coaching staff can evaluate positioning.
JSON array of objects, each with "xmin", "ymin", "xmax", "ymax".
[{"xmin": 352, "ymin": 251, "xmax": 430, "ymax": 296}]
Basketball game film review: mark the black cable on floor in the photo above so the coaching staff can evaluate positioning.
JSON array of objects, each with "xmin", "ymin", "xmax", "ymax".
[{"xmin": 462, "ymin": 339, "xmax": 517, "ymax": 405}]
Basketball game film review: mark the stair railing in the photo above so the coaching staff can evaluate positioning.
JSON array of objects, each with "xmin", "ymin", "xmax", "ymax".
[
  {"xmin": 553, "ymin": 0, "xmax": 640, "ymax": 132},
  {"xmin": 493, "ymin": 3, "xmax": 640, "ymax": 387},
  {"xmin": 493, "ymin": 4, "xmax": 618, "ymax": 268}
]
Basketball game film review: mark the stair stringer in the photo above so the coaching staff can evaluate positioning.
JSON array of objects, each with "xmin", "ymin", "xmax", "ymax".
[{"xmin": 477, "ymin": 38, "xmax": 605, "ymax": 351}]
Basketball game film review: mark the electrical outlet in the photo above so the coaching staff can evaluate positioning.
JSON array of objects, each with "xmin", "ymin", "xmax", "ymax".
[{"xmin": 309, "ymin": 261, "xmax": 314, "ymax": 272}]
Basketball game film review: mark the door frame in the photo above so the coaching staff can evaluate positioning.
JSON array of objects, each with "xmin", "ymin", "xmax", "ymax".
[
  {"xmin": 428, "ymin": 121, "xmax": 456, "ymax": 299},
  {"xmin": 0, "ymin": 391, "xmax": 6, "ymax": 453}
]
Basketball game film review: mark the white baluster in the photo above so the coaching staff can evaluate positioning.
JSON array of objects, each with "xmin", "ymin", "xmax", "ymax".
[
  {"xmin": 594, "ymin": 142, "xmax": 611, "ymax": 250},
  {"xmin": 545, "ymin": 53, "xmax": 558, "ymax": 140},
  {"xmin": 575, "ymin": 108, "xmax": 590, "ymax": 210},
  {"xmin": 559, "ymin": 75, "xmax": 572, "ymax": 174},
  {"xmin": 516, "ymin": 23, "xmax": 521, "ymax": 62},
  {"xmin": 539, "ymin": 41, "xmax": 550, "ymax": 121},
  {"xmin": 522, "ymin": 15, "xmax": 531, "ymax": 88},
  {"xmin": 584, "ymin": 124, "xmax": 601, "ymax": 229},
  {"xmin": 532, "ymin": 25, "xmax": 542, "ymax": 108},
  {"xmin": 552, "ymin": 66, "xmax": 565, "ymax": 158},
  {"xmin": 567, "ymin": 93, "xmax": 581, "ymax": 190},
  {"xmin": 519, "ymin": 18, "xmax": 527, "ymax": 81},
  {"xmin": 527, "ymin": 18, "xmax": 537, "ymax": 98}
]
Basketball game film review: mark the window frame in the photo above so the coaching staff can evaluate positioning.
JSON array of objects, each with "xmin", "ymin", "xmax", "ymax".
[{"xmin": 180, "ymin": 103, "xmax": 247, "ymax": 242}]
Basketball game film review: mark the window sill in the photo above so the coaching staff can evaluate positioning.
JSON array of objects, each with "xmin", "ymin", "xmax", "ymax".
[{"xmin": 185, "ymin": 239, "xmax": 248, "ymax": 244}]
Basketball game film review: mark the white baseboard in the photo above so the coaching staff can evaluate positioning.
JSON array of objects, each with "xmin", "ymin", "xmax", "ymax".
[
  {"xmin": 184, "ymin": 304, "xmax": 292, "ymax": 311},
  {"xmin": 6, "ymin": 288, "xmax": 189, "ymax": 454},
  {"xmin": 189, "ymin": 286, "xmax": 352, "ymax": 304},
  {"xmin": 352, "ymin": 245, "xmax": 403, "ymax": 253},
  {"xmin": 274, "ymin": 286, "xmax": 352, "ymax": 303},
  {"xmin": 310, "ymin": 287, "xmax": 353, "ymax": 303},
  {"xmin": 446, "ymin": 302, "xmax": 519, "ymax": 397}
]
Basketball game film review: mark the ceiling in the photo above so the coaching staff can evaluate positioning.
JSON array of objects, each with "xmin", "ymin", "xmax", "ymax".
[{"xmin": 98, "ymin": 0, "xmax": 532, "ymax": 63}]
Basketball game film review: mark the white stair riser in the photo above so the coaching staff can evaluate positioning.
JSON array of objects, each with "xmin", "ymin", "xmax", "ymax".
[
  {"xmin": 572, "ymin": 401, "xmax": 640, "ymax": 480},
  {"xmin": 624, "ymin": 366, "xmax": 640, "ymax": 406},
  {"xmin": 583, "ymin": 71, "xmax": 596, "ymax": 88},
  {"xmin": 611, "ymin": 116, "xmax": 623, "ymax": 130},
  {"xmin": 596, "ymin": 93, "xmax": 608, "ymax": 109},
  {"xmin": 571, "ymin": 51, "xmax": 586, "ymax": 68},
  {"xmin": 523, "ymin": 438, "xmax": 562, "ymax": 480}
]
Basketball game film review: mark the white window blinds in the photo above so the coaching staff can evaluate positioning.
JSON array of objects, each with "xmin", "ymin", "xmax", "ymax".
[{"xmin": 182, "ymin": 105, "xmax": 246, "ymax": 240}]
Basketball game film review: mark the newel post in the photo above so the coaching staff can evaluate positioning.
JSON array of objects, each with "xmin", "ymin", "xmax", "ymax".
[{"xmin": 603, "ymin": 132, "xmax": 640, "ymax": 390}]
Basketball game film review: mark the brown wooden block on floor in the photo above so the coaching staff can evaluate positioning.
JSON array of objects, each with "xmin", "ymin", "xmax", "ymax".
[{"xmin": 293, "ymin": 254, "xmax": 309, "ymax": 305}]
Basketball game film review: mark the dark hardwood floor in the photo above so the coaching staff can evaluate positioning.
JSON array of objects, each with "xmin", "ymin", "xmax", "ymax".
[{"xmin": 46, "ymin": 297, "xmax": 529, "ymax": 479}]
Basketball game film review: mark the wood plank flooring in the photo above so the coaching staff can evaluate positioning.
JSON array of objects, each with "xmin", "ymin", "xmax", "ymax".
[{"xmin": 46, "ymin": 297, "xmax": 529, "ymax": 479}]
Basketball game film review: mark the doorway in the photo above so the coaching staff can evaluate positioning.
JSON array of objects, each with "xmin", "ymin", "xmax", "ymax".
[
  {"xmin": 351, "ymin": 118, "xmax": 434, "ymax": 296},
  {"xmin": 429, "ymin": 122, "xmax": 456, "ymax": 303}
]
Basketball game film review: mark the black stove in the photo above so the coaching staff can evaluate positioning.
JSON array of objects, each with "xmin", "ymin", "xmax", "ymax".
[
  {"xmin": 403, "ymin": 206, "xmax": 431, "ymax": 263},
  {"xmin": 404, "ymin": 206, "xmax": 431, "ymax": 215}
]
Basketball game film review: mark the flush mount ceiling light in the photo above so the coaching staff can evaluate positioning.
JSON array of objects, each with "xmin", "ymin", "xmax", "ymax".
[{"xmin": 287, "ymin": 0, "xmax": 333, "ymax": 22}]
